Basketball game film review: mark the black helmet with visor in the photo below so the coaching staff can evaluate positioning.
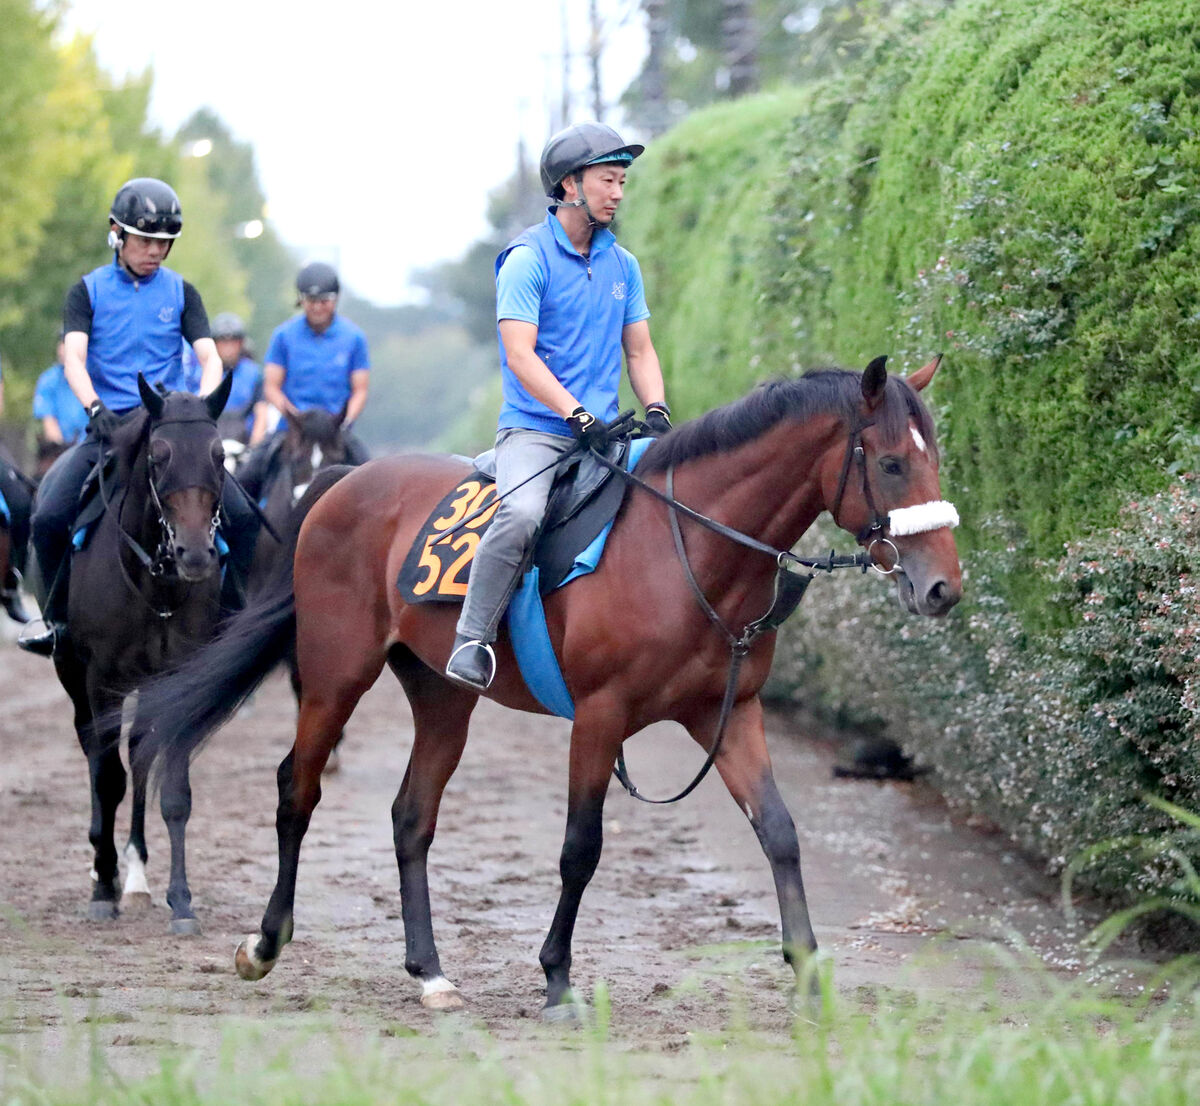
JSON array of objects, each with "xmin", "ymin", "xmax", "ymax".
[
  {"xmin": 109, "ymin": 178, "xmax": 183, "ymax": 240},
  {"xmin": 296, "ymin": 261, "xmax": 340, "ymax": 299}
]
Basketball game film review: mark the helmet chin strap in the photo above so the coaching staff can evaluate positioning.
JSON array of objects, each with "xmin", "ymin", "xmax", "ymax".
[{"xmin": 557, "ymin": 173, "xmax": 610, "ymax": 230}]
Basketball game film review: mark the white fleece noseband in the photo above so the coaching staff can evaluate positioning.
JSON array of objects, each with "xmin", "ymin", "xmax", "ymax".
[{"xmin": 886, "ymin": 500, "xmax": 959, "ymax": 536}]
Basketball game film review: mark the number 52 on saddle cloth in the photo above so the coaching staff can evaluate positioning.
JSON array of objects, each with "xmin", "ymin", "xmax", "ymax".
[{"xmin": 396, "ymin": 437, "xmax": 655, "ymax": 719}]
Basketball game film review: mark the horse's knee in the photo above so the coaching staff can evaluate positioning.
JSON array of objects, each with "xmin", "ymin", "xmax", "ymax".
[
  {"xmin": 559, "ymin": 812, "xmax": 604, "ymax": 889},
  {"xmin": 752, "ymin": 790, "xmax": 801, "ymax": 869},
  {"xmin": 391, "ymin": 802, "xmax": 433, "ymax": 864}
]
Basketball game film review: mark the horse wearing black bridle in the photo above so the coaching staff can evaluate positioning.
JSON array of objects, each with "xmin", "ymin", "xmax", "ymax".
[{"xmin": 54, "ymin": 372, "xmax": 232, "ymax": 931}]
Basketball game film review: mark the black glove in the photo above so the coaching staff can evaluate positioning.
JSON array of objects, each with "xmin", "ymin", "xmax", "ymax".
[
  {"xmin": 87, "ymin": 400, "xmax": 121, "ymax": 442},
  {"xmin": 566, "ymin": 406, "xmax": 608, "ymax": 449},
  {"xmin": 643, "ymin": 402, "xmax": 672, "ymax": 437}
]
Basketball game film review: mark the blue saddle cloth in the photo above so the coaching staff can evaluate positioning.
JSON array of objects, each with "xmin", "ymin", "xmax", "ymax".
[
  {"xmin": 0, "ymin": 487, "xmax": 9, "ymax": 525},
  {"xmin": 507, "ymin": 437, "xmax": 652, "ymax": 719}
]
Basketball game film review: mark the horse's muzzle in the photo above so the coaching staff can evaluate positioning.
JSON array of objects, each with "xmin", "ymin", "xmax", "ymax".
[{"xmin": 174, "ymin": 542, "xmax": 219, "ymax": 582}]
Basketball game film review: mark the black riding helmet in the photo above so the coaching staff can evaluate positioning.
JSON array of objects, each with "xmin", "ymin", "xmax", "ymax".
[
  {"xmin": 539, "ymin": 122, "xmax": 644, "ymax": 200},
  {"xmin": 109, "ymin": 178, "xmax": 183, "ymax": 239},
  {"xmin": 296, "ymin": 261, "xmax": 339, "ymax": 298}
]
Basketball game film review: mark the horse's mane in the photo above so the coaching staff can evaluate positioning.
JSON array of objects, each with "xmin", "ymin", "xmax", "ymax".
[{"xmin": 638, "ymin": 369, "xmax": 938, "ymax": 473}]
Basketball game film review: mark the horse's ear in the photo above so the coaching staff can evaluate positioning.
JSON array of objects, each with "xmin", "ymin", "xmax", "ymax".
[
  {"xmin": 138, "ymin": 373, "xmax": 165, "ymax": 419},
  {"xmin": 861, "ymin": 355, "xmax": 888, "ymax": 410},
  {"xmin": 905, "ymin": 354, "xmax": 942, "ymax": 393},
  {"xmin": 205, "ymin": 370, "xmax": 234, "ymax": 420}
]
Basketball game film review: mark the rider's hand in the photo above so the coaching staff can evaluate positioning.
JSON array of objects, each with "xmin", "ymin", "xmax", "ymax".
[
  {"xmin": 643, "ymin": 402, "xmax": 672, "ymax": 437},
  {"xmin": 566, "ymin": 406, "xmax": 608, "ymax": 449},
  {"xmin": 87, "ymin": 400, "xmax": 120, "ymax": 442}
]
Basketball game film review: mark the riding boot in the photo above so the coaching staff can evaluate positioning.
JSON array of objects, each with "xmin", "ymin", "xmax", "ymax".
[
  {"xmin": 2, "ymin": 568, "xmax": 30, "ymax": 623},
  {"xmin": 445, "ymin": 634, "xmax": 497, "ymax": 691}
]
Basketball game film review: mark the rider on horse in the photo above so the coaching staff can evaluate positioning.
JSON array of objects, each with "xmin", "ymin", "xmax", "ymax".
[
  {"xmin": 237, "ymin": 262, "xmax": 371, "ymax": 501},
  {"xmin": 209, "ymin": 312, "xmax": 268, "ymax": 446},
  {"xmin": 19, "ymin": 177, "xmax": 260, "ymax": 656},
  {"xmin": 33, "ymin": 333, "xmax": 89, "ymax": 447},
  {"xmin": 445, "ymin": 121, "xmax": 672, "ymax": 691}
]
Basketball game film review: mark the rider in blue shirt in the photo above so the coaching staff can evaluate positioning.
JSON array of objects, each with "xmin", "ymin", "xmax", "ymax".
[
  {"xmin": 239, "ymin": 262, "xmax": 371, "ymax": 497},
  {"xmin": 209, "ymin": 312, "xmax": 267, "ymax": 444},
  {"xmin": 445, "ymin": 122, "xmax": 672, "ymax": 690},
  {"xmin": 20, "ymin": 178, "xmax": 260, "ymax": 656},
  {"xmin": 33, "ymin": 336, "xmax": 88, "ymax": 445}
]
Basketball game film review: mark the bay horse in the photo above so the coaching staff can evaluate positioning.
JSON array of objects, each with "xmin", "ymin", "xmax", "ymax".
[
  {"xmin": 136, "ymin": 356, "xmax": 961, "ymax": 1015},
  {"xmin": 55, "ymin": 373, "xmax": 232, "ymax": 932}
]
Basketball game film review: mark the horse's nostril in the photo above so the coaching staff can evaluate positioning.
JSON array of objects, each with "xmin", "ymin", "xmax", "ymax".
[{"xmin": 926, "ymin": 579, "xmax": 959, "ymax": 612}]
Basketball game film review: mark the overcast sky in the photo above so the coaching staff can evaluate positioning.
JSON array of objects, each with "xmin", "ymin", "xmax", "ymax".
[{"xmin": 63, "ymin": 0, "xmax": 648, "ymax": 306}]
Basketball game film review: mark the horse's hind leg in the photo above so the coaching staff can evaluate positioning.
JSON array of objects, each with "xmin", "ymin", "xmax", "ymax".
[
  {"xmin": 688, "ymin": 696, "xmax": 817, "ymax": 991},
  {"xmin": 288, "ymin": 652, "xmax": 345, "ymax": 775},
  {"xmin": 122, "ymin": 713, "xmax": 154, "ymax": 912},
  {"xmin": 387, "ymin": 649, "xmax": 477, "ymax": 1010},
  {"xmin": 539, "ymin": 707, "xmax": 624, "ymax": 1019},
  {"xmin": 160, "ymin": 740, "xmax": 201, "ymax": 935},
  {"xmin": 235, "ymin": 649, "xmax": 383, "ymax": 981}
]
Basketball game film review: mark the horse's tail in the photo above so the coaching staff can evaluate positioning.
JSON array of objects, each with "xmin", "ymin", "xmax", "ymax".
[{"xmin": 134, "ymin": 464, "xmax": 355, "ymax": 772}]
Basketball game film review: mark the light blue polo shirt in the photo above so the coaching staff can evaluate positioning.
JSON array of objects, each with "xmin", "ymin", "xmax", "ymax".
[
  {"xmin": 264, "ymin": 314, "xmax": 369, "ymax": 416},
  {"xmin": 33, "ymin": 364, "xmax": 88, "ymax": 443},
  {"xmin": 495, "ymin": 211, "xmax": 650, "ymax": 437}
]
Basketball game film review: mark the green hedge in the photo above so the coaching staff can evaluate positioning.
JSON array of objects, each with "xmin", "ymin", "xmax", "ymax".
[{"xmin": 622, "ymin": 0, "xmax": 1200, "ymax": 902}]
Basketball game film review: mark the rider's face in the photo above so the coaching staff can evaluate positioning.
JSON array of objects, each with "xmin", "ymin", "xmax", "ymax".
[
  {"xmin": 118, "ymin": 230, "xmax": 171, "ymax": 277},
  {"xmin": 302, "ymin": 295, "xmax": 337, "ymax": 332},
  {"xmin": 574, "ymin": 164, "xmax": 626, "ymax": 225},
  {"xmin": 215, "ymin": 337, "xmax": 244, "ymax": 368}
]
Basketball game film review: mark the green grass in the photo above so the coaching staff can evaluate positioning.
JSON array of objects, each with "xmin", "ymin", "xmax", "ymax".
[{"xmin": 4, "ymin": 959, "xmax": 1198, "ymax": 1106}]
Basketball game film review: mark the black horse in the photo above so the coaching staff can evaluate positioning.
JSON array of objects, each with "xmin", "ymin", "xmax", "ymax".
[
  {"xmin": 246, "ymin": 407, "xmax": 353, "ymax": 593},
  {"xmin": 0, "ymin": 443, "xmax": 34, "ymax": 623},
  {"xmin": 53, "ymin": 373, "xmax": 232, "ymax": 931}
]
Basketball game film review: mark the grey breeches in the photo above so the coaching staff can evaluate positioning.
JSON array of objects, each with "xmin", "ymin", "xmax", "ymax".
[{"xmin": 456, "ymin": 427, "xmax": 576, "ymax": 643}]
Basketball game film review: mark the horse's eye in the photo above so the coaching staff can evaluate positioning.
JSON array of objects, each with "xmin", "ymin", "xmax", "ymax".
[
  {"xmin": 149, "ymin": 439, "xmax": 171, "ymax": 465},
  {"xmin": 879, "ymin": 456, "xmax": 904, "ymax": 477},
  {"xmin": 211, "ymin": 440, "xmax": 225, "ymax": 464}
]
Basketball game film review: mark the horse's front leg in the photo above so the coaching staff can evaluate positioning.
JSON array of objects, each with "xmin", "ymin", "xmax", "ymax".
[
  {"xmin": 159, "ymin": 738, "xmax": 200, "ymax": 935},
  {"xmin": 688, "ymin": 695, "xmax": 817, "ymax": 988},
  {"xmin": 539, "ymin": 705, "xmax": 623, "ymax": 1020},
  {"xmin": 62, "ymin": 663, "xmax": 126, "ymax": 922}
]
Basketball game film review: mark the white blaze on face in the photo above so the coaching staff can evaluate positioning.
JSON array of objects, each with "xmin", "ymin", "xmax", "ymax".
[{"xmin": 910, "ymin": 425, "xmax": 928, "ymax": 453}]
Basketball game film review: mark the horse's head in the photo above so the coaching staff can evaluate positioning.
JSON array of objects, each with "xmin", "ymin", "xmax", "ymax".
[
  {"xmin": 280, "ymin": 407, "xmax": 349, "ymax": 500},
  {"xmin": 824, "ymin": 355, "xmax": 962, "ymax": 617},
  {"xmin": 137, "ymin": 372, "xmax": 231, "ymax": 582}
]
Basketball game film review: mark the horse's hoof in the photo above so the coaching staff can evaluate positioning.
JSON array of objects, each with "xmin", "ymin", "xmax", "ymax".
[
  {"xmin": 541, "ymin": 1000, "xmax": 589, "ymax": 1026},
  {"xmin": 87, "ymin": 900, "xmax": 119, "ymax": 922},
  {"xmin": 122, "ymin": 891, "xmax": 152, "ymax": 913},
  {"xmin": 420, "ymin": 988, "xmax": 465, "ymax": 1011},
  {"xmin": 235, "ymin": 936, "xmax": 276, "ymax": 981},
  {"xmin": 169, "ymin": 916, "xmax": 202, "ymax": 937}
]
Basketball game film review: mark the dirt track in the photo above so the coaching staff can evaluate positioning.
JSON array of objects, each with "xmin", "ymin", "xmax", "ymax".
[{"xmin": 0, "ymin": 628, "xmax": 1113, "ymax": 1073}]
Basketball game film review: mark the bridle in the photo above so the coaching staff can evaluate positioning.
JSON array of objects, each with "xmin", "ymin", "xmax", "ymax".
[
  {"xmin": 99, "ymin": 413, "xmax": 223, "ymax": 620},
  {"xmin": 596, "ymin": 410, "xmax": 957, "ymax": 804}
]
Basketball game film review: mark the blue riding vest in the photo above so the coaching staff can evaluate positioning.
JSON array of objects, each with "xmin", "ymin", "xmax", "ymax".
[
  {"xmin": 82, "ymin": 259, "xmax": 187, "ymax": 412},
  {"xmin": 496, "ymin": 214, "xmax": 640, "ymax": 438}
]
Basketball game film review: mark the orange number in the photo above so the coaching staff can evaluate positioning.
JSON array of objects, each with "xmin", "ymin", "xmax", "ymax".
[
  {"xmin": 412, "ymin": 533, "xmax": 443, "ymax": 596},
  {"xmin": 438, "ymin": 532, "xmax": 480, "ymax": 597},
  {"xmin": 432, "ymin": 481, "xmax": 482, "ymax": 532},
  {"xmin": 464, "ymin": 484, "xmax": 499, "ymax": 529}
]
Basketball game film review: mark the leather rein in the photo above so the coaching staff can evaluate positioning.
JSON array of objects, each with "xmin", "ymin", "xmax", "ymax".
[{"xmin": 589, "ymin": 415, "xmax": 888, "ymax": 805}]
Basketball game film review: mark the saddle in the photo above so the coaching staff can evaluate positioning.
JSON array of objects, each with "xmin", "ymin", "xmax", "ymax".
[{"xmin": 397, "ymin": 436, "xmax": 644, "ymax": 604}]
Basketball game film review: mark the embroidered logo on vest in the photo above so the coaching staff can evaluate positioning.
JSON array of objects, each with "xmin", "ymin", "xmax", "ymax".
[
  {"xmin": 158, "ymin": 306, "xmax": 176, "ymax": 324},
  {"xmin": 611, "ymin": 281, "xmax": 625, "ymax": 301}
]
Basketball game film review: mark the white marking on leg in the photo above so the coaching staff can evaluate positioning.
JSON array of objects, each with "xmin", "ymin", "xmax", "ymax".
[
  {"xmin": 910, "ymin": 426, "xmax": 927, "ymax": 453},
  {"xmin": 743, "ymin": 802, "xmax": 754, "ymax": 821},
  {"xmin": 421, "ymin": 976, "xmax": 457, "ymax": 999},
  {"xmin": 122, "ymin": 843, "xmax": 150, "ymax": 898}
]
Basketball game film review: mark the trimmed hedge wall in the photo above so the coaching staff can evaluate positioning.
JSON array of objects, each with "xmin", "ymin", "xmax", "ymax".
[{"xmin": 622, "ymin": 0, "xmax": 1200, "ymax": 900}]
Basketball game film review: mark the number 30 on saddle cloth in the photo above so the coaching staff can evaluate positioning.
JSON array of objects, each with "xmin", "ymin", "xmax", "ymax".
[{"xmin": 396, "ymin": 437, "xmax": 654, "ymax": 718}]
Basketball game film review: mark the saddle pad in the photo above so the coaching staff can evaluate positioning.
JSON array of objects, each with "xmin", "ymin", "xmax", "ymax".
[
  {"xmin": 396, "ymin": 437, "xmax": 652, "ymax": 605},
  {"xmin": 0, "ymin": 488, "xmax": 9, "ymax": 525},
  {"xmin": 396, "ymin": 438, "xmax": 654, "ymax": 719}
]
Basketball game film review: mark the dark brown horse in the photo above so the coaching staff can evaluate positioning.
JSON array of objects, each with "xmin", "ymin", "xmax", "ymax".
[
  {"xmin": 0, "ymin": 444, "xmax": 34, "ymax": 623},
  {"xmin": 136, "ymin": 356, "xmax": 961, "ymax": 1015},
  {"xmin": 57, "ymin": 374, "xmax": 232, "ymax": 931}
]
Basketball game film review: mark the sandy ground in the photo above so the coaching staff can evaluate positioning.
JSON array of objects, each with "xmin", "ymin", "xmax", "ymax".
[{"xmin": 0, "ymin": 629, "xmax": 1123, "ymax": 1079}]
